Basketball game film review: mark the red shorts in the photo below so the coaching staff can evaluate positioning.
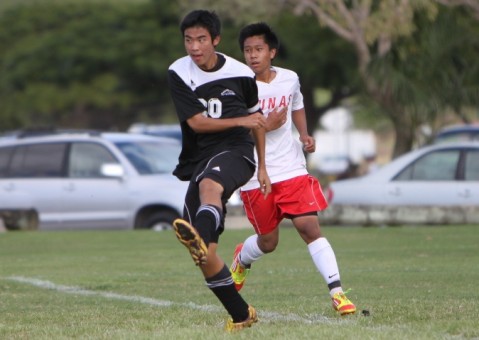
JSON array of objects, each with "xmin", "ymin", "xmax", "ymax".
[{"xmin": 240, "ymin": 174, "xmax": 328, "ymax": 235}]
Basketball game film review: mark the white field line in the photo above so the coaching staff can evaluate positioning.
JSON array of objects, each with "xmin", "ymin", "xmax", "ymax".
[{"xmin": 6, "ymin": 276, "xmax": 344, "ymax": 325}]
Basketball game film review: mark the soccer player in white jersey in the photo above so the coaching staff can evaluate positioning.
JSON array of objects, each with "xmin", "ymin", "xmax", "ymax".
[
  {"xmin": 230, "ymin": 22, "xmax": 356, "ymax": 316},
  {"xmin": 167, "ymin": 11, "xmax": 272, "ymax": 331}
]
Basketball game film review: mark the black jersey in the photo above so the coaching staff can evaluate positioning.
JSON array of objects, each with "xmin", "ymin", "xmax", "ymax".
[{"xmin": 168, "ymin": 53, "xmax": 261, "ymax": 180}]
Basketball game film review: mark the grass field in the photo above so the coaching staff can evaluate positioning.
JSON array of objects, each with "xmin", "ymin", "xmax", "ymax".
[{"xmin": 1, "ymin": 224, "xmax": 478, "ymax": 339}]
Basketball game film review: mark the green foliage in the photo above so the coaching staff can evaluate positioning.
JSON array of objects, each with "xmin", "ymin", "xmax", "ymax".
[
  {"xmin": 1, "ymin": 0, "xmax": 477, "ymax": 144},
  {"xmin": 274, "ymin": 12, "xmax": 358, "ymax": 90},
  {"xmin": 367, "ymin": 4, "xmax": 479, "ymax": 139},
  {"xmin": 0, "ymin": 225, "xmax": 478, "ymax": 338},
  {"xmin": 0, "ymin": 0, "xmax": 182, "ymax": 131}
]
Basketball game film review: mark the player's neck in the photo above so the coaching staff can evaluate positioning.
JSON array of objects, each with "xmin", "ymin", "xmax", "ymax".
[
  {"xmin": 201, "ymin": 53, "xmax": 219, "ymax": 71},
  {"xmin": 256, "ymin": 67, "xmax": 276, "ymax": 83}
]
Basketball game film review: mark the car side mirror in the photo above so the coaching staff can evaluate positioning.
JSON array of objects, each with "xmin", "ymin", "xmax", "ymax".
[{"xmin": 101, "ymin": 163, "xmax": 124, "ymax": 178}]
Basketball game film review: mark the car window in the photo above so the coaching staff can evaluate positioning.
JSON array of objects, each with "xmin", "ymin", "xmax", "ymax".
[
  {"xmin": 464, "ymin": 150, "xmax": 479, "ymax": 181},
  {"xmin": 6, "ymin": 143, "xmax": 67, "ymax": 178},
  {"xmin": 395, "ymin": 150, "xmax": 459, "ymax": 181},
  {"xmin": 68, "ymin": 142, "xmax": 119, "ymax": 178},
  {"xmin": 115, "ymin": 141, "xmax": 179, "ymax": 175},
  {"xmin": 0, "ymin": 146, "xmax": 14, "ymax": 177}
]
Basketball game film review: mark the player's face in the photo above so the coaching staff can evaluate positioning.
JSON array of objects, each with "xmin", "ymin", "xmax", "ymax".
[
  {"xmin": 243, "ymin": 35, "xmax": 276, "ymax": 76},
  {"xmin": 184, "ymin": 26, "xmax": 220, "ymax": 71}
]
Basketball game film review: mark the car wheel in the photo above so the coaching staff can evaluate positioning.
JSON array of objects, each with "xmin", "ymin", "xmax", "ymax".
[{"xmin": 142, "ymin": 210, "xmax": 179, "ymax": 231}]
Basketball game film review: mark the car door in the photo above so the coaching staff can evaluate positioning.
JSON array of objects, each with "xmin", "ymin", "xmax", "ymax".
[
  {"xmin": 390, "ymin": 148, "xmax": 467, "ymax": 206},
  {"xmin": 461, "ymin": 148, "xmax": 479, "ymax": 205},
  {"xmin": 1, "ymin": 143, "xmax": 69, "ymax": 229},
  {"xmin": 59, "ymin": 142, "xmax": 132, "ymax": 230}
]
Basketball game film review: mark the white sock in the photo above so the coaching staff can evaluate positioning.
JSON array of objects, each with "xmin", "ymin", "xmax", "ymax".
[
  {"xmin": 308, "ymin": 237, "xmax": 342, "ymax": 296},
  {"xmin": 239, "ymin": 234, "xmax": 264, "ymax": 266}
]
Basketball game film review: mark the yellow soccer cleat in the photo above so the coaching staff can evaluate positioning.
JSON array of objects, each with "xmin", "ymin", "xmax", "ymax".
[
  {"xmin": 225, "ymin": 305, "xmax": 258, "ymax": 332},
  {"xmin": 173, "ymin": 219, "xmax": 208, "ymax": 266},
  {"xmin": 230, "ymin": 243, "xmax": 250, "ymax": 291},
  {"xmin": 332, "ymin": 291, "xmax": 356, "ymax": 315}
]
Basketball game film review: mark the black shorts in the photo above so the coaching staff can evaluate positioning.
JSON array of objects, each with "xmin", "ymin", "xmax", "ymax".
[{"xmin": 183, "ymin": 148, "xmax": 255, "ymax": 236}]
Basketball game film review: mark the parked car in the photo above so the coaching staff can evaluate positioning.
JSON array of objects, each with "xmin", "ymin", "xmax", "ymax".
[
  {"xmin": 128, "ymin": 123, "xmax": 182, "ymax": 141},
  {"xmin": 327, "ymin": 142, "xmax": 479, "ymax": 206},
  {"xmin": 0, "ymin": 130, "xmax": 188, "ymax": 231},
  {"xmin": 432, "ymin": 124, "xmax": 479, "ymax": 144}
]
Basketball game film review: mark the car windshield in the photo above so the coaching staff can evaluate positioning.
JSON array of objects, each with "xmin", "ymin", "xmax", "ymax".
[{"xmin": 114, "ymin": 140, "xmax": 180, "ymax": 175}]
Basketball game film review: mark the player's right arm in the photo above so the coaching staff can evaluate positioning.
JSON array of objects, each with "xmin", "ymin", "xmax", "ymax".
[
  {"xmin": 168, "ymin": 69, "xmax": 266, "ymax": 133},
  {"xmin": 264, "ymin": 106, "xmax": 287, "ymax": 132},
  {"xmin": 187, "ymin": 112, "xmax": 266, "ymax": 133}
]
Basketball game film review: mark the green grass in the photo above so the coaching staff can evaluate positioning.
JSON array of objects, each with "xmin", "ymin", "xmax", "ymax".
[{"xmin": 1, "ymin": 225, "xmax": 478, "ymax": 339}]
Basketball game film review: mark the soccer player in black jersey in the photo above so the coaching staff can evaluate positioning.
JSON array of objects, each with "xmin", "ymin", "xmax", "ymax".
[{"xmin": 167, "ymin": 10, "xmax": 271, "ymax": 331}]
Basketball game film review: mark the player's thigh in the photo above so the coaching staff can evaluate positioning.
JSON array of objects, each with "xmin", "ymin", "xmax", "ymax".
[{"xmin": 202, "ymin": 151, "xmax": 255, "ymax": 201}]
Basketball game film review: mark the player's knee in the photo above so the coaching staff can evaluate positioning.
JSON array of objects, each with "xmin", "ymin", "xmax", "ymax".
[
  {"xmin": 294, "ymin": 221, "xmax": 321, "ymax": 240},
  {"xmin": 258, "ymin": 237, "xmax": 278, "ymax": 253},
  {"xmin": 199, "ymin": 178, "xmax": 223, "ymax": 197}
]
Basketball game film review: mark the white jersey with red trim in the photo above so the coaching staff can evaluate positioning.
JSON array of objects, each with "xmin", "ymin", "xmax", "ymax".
[{"xmin": 241, "ymin": 66, "xmax": 308, "ymax": 191}]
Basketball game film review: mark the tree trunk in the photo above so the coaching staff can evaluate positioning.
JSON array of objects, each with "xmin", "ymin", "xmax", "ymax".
[
  {"xmin": 390, "ymin": 109, "xmax": 415, "ymax": 158},
  {"xmin": 302, "ymin": 86, "xmax": 319, "ymax": 134}
]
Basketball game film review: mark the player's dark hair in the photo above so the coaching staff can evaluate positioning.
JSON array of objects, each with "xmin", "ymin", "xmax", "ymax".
[
  {"xmin": 238, "ymin": 22, "xmax": 280, "ymax": 52},
  {"xmin": 180, "ymin": 10, "xmax": 221, "ymax": 40}
]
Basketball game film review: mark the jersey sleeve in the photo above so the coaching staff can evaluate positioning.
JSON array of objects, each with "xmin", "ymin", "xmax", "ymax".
[
  {"xmin": 167, "ymin": 69, "xmax": 206, "ymax": 123},
  {"xmin": 292, "ymin": 76, "xmax": 305, "ymax": 111},
  {"xmin": 243, "ymin": 77, "xmax": 262, "ymax": 114}
]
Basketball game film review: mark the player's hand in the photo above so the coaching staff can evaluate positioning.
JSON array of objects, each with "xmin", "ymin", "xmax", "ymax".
[
  {"xmin": 300, "ymin": 135, "xmax": 316, "ymax": 153},
  {"xmin": 257, "ymin": 168, "xmax": 271, "ymax": 199},
  {"xmin": 266, "ymin": 107, "xmax": 287, "ymax": 131},
  {"xmin": 241, "ymin": 112, "xmax": 267, "ymax": 129}
]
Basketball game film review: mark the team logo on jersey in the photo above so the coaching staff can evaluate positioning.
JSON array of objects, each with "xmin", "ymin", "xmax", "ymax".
[
  {"xmin": 221, "ymin": 89, "xmax": 236, "ymax": 96},
  {"xmin": 212, "ymin": 166, "xmax": 221, "ymax": 171}
]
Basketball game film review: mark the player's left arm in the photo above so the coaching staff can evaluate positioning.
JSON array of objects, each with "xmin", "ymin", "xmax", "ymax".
[
  {"xmin": 251, "ymin": 124, "xmax": 271, "ymax": 198},
  {"xmin": 292, "ymin": 108, "xmax": 316, "ymax": 153}
]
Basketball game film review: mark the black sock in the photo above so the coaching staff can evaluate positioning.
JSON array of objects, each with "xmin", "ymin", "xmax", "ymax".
[
  {"xmin": 206, "ymin": 265, "xmax": 249, "ymax": 322},
  {"xmin": 195, "ymin": 204, "xmax": 222, "ymax": 246},
  {"xmin": 328, "ymin": 280, "xmax": 342, "ymax": 291}
]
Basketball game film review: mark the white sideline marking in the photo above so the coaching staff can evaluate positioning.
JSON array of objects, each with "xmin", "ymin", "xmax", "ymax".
[{"xmin": 6, "ymin": 276, "xmax": 341, "ymax": 325}]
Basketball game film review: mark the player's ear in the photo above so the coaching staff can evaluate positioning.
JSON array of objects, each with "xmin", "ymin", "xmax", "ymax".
[
  {"xmin": 270, "ymin": 48, "xmax": 277, "ymax": 60},
  {"xmin": 213, "ymin": 35, "xmax": 221, "ymax": 48}
]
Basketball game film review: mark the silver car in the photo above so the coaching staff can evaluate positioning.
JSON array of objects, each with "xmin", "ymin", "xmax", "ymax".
[
  {"xmin": 327, "ymin": 142, "xmax": 479, "ymax": 206},
  {"xmin": 0, "ymin": 131, "xmax": 188, "ymax": 231}
]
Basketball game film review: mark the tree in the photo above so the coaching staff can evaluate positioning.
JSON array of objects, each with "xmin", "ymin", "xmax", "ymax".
[
  {"xmin": 436, "ymin": 0, "xmax": 479, "ymax": 19},
  {"xmin": 292, "ymin": 0, "xmax": 479, "ymax": 155},
  {"xmin": 289, "ymin": 0, "xmax": 443, "ymax": 156},
  {"xmin": 0, "ymin": 0, "xmax": 183, "ymax": 131}
]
